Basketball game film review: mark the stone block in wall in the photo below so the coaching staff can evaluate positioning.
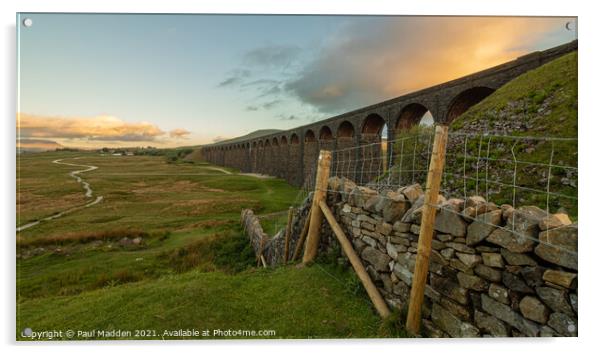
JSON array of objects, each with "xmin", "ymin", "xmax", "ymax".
[
  {"xmin": 440, "ymin": 248, "xmax": 455, "ymax": 260},
  {"xmin": 481, "ymin": 294, "xmax": 540, "ymax": 337},
  {"xmin": 422, "ymin": 319, "xmax": 448, "ymax": 338},
  {"xmin": 475, "ymin": 264, "xmax": 502, "ymax": 282},
  {"xmin": 360, "ymin": 247, "xmax": 390, "ymax": 272},
  {"xmin": 361, "ymin": 221, "xmax": 376, "ymax": 232},
  {"xmin": 482, "ymin": 252, "xmax": 504, "ymax": 268},
  {"xmin": 431, "ymin": 303, "xmax": 480, "ymax": 338},
  {"xmin": 502, "ymin": 271, "xmax": 534, "ymax": 294},
  {"xmin": 475, "ymin": 245, "xmax": 499, "ymax": 253},
  {"xmin": 361, "ymin": 236, "xmax": 377, "ymax": 248},
  {"xmin": 398, "ymin": 252, "xmax": 417, "ymax": 270},
  {"xmin": 535, "ymin": 224, "xmax": 578, "ymax": 270},
  {"xmin": 486, "ymin": 228, "xmax": 535, "ymax": 253},
  {"xmin": 542, "ymin": 269, "xmax": 577, "ymax": 289},
  {"xmin": 475, "ymin": 310, "xmax": 509, "ymax": 337},
  {"xmin": 535, "ymin": 286, "xmax": 575, "ymax": 317},
  {"xmin": 500, "ymin": 248, "xmax": 537, "ymax": 266},
  {"xmin": 393, "ymin": 278, "xmax": 410, "ymax": 297},
  {"xmin": 361, "ymin": 193, "xmax": 378, "ymax": 213},
  {"xmin": 430, "ymin": 273, "xmax": 469, "ymax": 305},
  {"xmin": 450, "ymin": 259, "xmax": 474, "ymax": 274},
  {"xmin": 519, "ymin": 296, "xmax": 550, "ymax": 324},
  {"xmin": 393, "ymin": 263, "xmax": 413, "ymax": 286},
  {"xmin": 392, "ymin": 221, "xmax": 411, "ymax": 233},
  {"xmin": 389, "ymin": 234, "xmax": 410, "ymax": 246},
  {"xmin": 375, "ymin": 222, "xmax": 392, "ymax": 236},
  {"xmin": 539, "ymin": 213, "xmax": 572, "ymax": 231},
  {"xmin": 437, "ymin": 234, "xmax": 453, "ymax": 242},
  {"xmin": 488, "ymin": 283, "xmax": 510, "ymax": 304},
  {"xmin": 517, "ymin": 266, "xmax": 544, "ymax": 288},
  {"xmin": 377, "ymin": 190, "xmax": 410, "ymax": 223},
  {"xmin": 398, "ymin": 183, "xmax": 423, "ymax": 203},
  {"xmin": 547, "ymin": 312, "xmax": 577, "ymax": 337},
  {"xmin": 457, "ymin": 272, "xmax": 488, "ymax": 291},
  {"xmin": 456, "ymin": 253, "xmax": 482, "ymax": 269},
  {"xmin": 434, "ymin": 205, "xmax": 467, "ymax": 237},
  {"xmin": 348, "ymin": 186, "xmax": 375, "ymax": 208},
  {"xmin": 466, "ymin": 210, "xmax": 503, "ymax": 245},
  {"xmin": 445, "ymin": 242, "xmax": 475, "ymax": 254},
  {"xmin": 505, "ymin": 205, "xmax": 548, "ymax": 239}
]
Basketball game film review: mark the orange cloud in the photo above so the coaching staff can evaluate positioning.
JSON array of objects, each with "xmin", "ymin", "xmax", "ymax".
[
  {"xmin": 286, "ymin": 17, "xmax": 575, "ymax": 113},
  {"xmin": 169, "ymin": 128, "xmax": 191, "ymax": 139},
  {"xmin": 17, "ymin": 113, "xmax": 166, "ymax": 142}
]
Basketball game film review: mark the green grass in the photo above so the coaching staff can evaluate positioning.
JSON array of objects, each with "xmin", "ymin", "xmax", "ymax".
[
  {"xmin": 450, "ymin": 51, "xmax": 577, "ymax": 138},
  {"xmin": 17, "ymin": 151, "xmax": 391, "ymax": 340},
  {"xmin": 18, "ymin": 265, "xmax": 384, "ymax": 340}
]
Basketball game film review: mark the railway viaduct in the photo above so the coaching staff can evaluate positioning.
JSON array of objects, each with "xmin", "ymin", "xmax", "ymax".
[{"xmin": 200, "ymin": 40, "xmax": 577, "ymax": 187}]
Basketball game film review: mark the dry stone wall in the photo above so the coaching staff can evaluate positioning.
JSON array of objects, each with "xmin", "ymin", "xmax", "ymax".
[{"xmin": 241, "ymin": 176, "xmax": 578, "ymax": 337}]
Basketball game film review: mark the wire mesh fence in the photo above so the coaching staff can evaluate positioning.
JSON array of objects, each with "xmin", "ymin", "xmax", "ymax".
[{"xmin": 314, "ymin": 126, "xmax": 578, "ymax": 258}]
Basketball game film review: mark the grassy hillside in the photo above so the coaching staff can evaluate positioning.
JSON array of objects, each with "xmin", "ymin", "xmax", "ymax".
[
  {"xmin": 17, "ymin": 152, "xmax": 392, "ymax": 340},
  {"xmin": 450, "ymin": 51, "xmax": 577, "ymax": 137},
  {"xmin": 389, "ymin": 51, "xmax": 577, "ymax": 217}
]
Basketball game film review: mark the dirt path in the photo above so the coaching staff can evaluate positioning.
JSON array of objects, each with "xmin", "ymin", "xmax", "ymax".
[{"xmin": 17, "ymin": 158, "xmax": 103, "ymax": 232}]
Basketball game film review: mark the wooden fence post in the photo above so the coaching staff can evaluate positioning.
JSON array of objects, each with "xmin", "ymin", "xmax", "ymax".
[
  {"xmin": 319, "ymin": 200, "xmax": 391, "ymax": 318},
  {"xmin": 291, "ymin": 213, "xmax": 310, "ymax": 261},
  {"xmin": 405, "ymin": 124, "xmax": 449, "ymax": 335},
  {"xmin": 283, "ymin": 207, "xmax": 294, "ymax": 263},
  {"xmin": 302, "ymin": 150, "xmax": 332, "ymax": 264}
]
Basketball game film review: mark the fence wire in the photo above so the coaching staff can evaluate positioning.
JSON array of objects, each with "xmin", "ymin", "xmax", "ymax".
[{"xmin": 318, "ymin": 127, "xmax": 577, "ymax": 257}]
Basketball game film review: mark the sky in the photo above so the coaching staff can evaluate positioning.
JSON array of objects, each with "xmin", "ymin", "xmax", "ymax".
[{"xmin": 17, "ymin": 14, "xmax": 577, "ymax": 148}]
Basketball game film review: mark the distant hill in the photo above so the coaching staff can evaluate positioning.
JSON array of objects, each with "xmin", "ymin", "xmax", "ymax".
[
  {"xmin": 206, "ymin": 129, "xmax": 282, "ymax": 146},
  {"xmin": 17, "ymin": 139, "xmax": 63, "ymax": 153}
]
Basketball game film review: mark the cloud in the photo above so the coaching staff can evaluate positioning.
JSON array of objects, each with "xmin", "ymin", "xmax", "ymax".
[
  {"xmin": 246, "ymin": 106, "xmax": 259, "ymax": 111},
  {"xmin": 285, "ymin": 17, "xmax": 574, "ymax": 114},
  {"xmin": 243, "ymin": 45, "xmax": 301, "ymax": 69},
  {"xmin": 262, "ymin": 100, "xmax": 281, "ymax": 109},
  {"xmin": 277, "ymin": 114, "xmax": 301, "ymax": 121},
  {"xmin": 17, "ymin": 113, "xmax": 166, "ymax": 142},
  {"xmin": 217, "ymin": 69, "xmax": 252, "ymax": 87},
  {"xmin": 169, "ymin": 128, "xmax": 191, "ymax": 139}
]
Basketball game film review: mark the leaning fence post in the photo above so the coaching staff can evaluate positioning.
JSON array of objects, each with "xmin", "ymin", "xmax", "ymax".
[
  {"xmin": 406, "ymin": 124, "xmax": 449, "ymax": 335},
  {"xmin": 302, "ymin": 150, "xmax": 332, "ymax": 264},
  {"xmin": 283, "ymin": 206, "xmax": 294, "ymax": 263}
]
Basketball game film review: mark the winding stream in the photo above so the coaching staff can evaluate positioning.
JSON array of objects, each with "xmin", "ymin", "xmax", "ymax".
[{"xmin": 17, "ymin": 158, "xmax": 103, "ymax": 232}]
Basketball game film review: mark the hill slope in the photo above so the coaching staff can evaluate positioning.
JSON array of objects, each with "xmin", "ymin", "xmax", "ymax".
[{"xmin": 450, "ymin": 51, "xmax": 577, "ymax": 137}]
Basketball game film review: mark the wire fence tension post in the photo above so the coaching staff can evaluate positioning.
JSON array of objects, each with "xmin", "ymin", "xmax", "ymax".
[
  {"xmin": 302, "ymin": 150, "xmax": 332, "ymax": 264},
  {"xmin": 406, "ymin": 124, "xmax": 449, "ymax": 335}
]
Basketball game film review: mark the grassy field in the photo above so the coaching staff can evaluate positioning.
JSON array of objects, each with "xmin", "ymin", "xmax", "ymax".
[{"xmin": 16, "ymin": 152, "xmax": 390, "ymax": 340}]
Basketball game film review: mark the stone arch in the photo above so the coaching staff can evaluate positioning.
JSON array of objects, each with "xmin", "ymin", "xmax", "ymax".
[
  {"xmin": 395, "ymin": 103, "xmax": 434, "ymax": 132},
  {"xmin": 289, "ymin": 133, "xmax": 301, "ymax": 185},
  {"xmin": 361, "ymin": 113, "xmax": 386, "ymax": 137},
  {"xmin": 304, "ymin": 129, "xmax": 318, "ymax": 182},
  {"xmin": 277, "ymin": 136, "xmax": 288, "ymax": 179},
  {"xmin": 445, "ymin": 86, "xmax": 495, "ymax": 123},
  {"xmin": 319, "ymin": 126, "xmax": 333, "ymax": 140},
  {"xmin": 336, "ymin": 120, "xmax": 356, "ymax": 180},
  {"xmin": 251, "ymin": 141, "xmax": 258, "ymax": 172},
  {"xmin": 263, "ymin": 139, "xmax": 272, "ymax": 175},
  {"xmin": 337, "ymin": 120, "xmax": 355, "ymax": 138},
  {"xmin": 319, "ymin": 126, "xmax": 335, "ymax": 152},
  {"xmin": 271, "ymin": 137, "xmax": 281, "ymax": 177},
  {"xmin": 304, "ymin": 129, "xmax": 316, "ymax": 142},
  {"xmin": 359, "ymin": 113, "xmax": 388, "ymax": 183}
]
